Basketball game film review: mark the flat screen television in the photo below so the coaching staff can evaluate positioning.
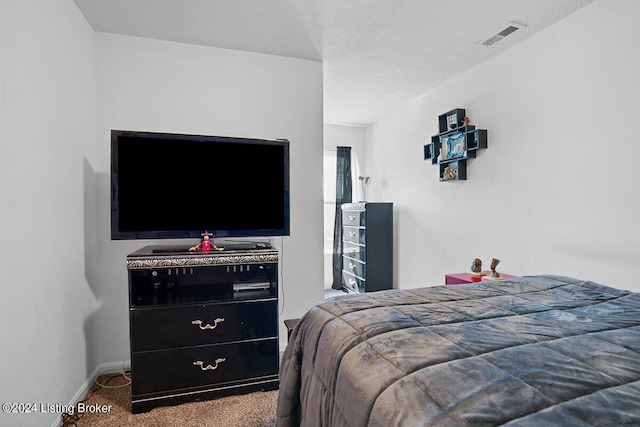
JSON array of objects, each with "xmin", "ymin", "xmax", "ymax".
[{"xmin": 111, "ymin": 130, "xmax": 290, "ymax": 240}]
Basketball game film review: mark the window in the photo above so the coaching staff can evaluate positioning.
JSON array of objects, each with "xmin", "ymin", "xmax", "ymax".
[
  {"xmin": 323, "ymin": 150, "xmax": 360, "ymax": 255},
  {"xmin": 323, "ymin": 151, "xmax": 337, "ymax": 255}
]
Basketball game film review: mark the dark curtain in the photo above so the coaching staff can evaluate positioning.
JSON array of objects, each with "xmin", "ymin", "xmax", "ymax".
[{"xmin": 332, "ymin": 146, "xmax": 352, "ymax": 289}]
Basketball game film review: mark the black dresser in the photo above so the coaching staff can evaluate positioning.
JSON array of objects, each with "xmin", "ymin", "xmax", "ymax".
[
  {"xmin": 126, "ymin": 246, "xmax": 279, "ymax": 413},
  {"xmin": 341, "ymin": 202, "xmax": 393, "ymax": 293}
]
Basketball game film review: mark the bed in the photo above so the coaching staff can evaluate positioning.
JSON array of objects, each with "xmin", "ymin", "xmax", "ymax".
[{"xmin": 276, "ymin": 275, "xmax": 640, "ymax": 426}]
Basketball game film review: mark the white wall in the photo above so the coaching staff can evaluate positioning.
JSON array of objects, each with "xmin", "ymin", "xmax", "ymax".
[
  {"xmin": 94, "ymin": 33, "xmax": 324, "ymax": 359},
  {"xmin": 1, "ymin": 7, "xmax": 323, "ymax": 423},
  {"xmin": 367, "ymin": 0, "xmax": 640, "ymax": 292},
  {"xmin": 0, "ymin": 0, "xmax": 97, "ymax": 426}
]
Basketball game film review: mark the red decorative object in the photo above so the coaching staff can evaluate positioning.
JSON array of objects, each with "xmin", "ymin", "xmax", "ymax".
[{"xmin": 189, "ymin": 230, "xmax": 220, "ymax": 252}]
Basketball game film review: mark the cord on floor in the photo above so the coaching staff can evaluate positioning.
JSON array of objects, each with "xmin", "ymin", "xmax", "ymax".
[{"xmin": 60, "ymin": 369, "xmax": 131, "ymax": 426}]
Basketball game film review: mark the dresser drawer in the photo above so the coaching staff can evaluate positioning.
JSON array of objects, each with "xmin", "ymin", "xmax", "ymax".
[
  {"xmin": 131, "ymin": 338, "xmax": 279, "ymax": 395},
  {"xmin": 342, "ymin": 255, "xmax": 365, "ymax": 279},
  {"xmin": 130, "ymin": 300, "xmax": 278, "ymax": 352},
  {"xmin": 342, "ymin": 210, "xmax": 365, "ymax": 227},
  {"xmin": 342, "ymin": 271, "xmax": 365, "ymax": 293},
  {"xmin": 343, "ymin": 241, "xmax": 365, "ymax": 262},
  {"xmin": 343, "ymin": 226, "xmax": 366, "ymax": 245}
]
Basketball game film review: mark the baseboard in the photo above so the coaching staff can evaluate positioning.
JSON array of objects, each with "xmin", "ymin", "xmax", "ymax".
[{"xmin": 50, "ymin": 360, "xmax": 130, "ymax": 427}]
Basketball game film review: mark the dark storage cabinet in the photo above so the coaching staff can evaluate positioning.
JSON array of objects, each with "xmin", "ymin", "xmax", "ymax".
[
  {"xmin": 126, "ymin": 246, "xmax": 279, "ymax": 413},
  {"xmin": 341, "ymin": 202, "xmax": 393, "ymax": 293}
]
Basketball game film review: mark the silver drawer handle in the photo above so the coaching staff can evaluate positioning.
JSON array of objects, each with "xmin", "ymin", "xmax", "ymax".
[
  {"xmin": 349, "ymin": 215, "xmax": 356, "ymax": 220},
  {"xmin": 193, "ymin": 358, "xmax": 226, "ymax": 371},
  {"xmin": 349, "ymin": 278, "xmax": 356, "ymax": 285},
  {"xmin": 349, "ymin": 231, "xmax": 356, "ymax": 236},
  {"xmin": 349, "ymin": 263, "xmax": 356, "ymax": 269},
  {"xmin": 192, "ymin": 318, "xmax": 225, "ymax": 330}
]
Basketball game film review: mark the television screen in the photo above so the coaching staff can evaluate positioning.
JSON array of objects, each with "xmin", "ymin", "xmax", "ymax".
[{"xmin": 111, "ymin": 130, "xmax": 290, "ymax": 240}]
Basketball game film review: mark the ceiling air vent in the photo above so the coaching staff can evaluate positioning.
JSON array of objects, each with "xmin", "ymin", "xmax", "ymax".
[{"xmin": 481, "ymin": 21, "xmax": 526, "ymax": 47}]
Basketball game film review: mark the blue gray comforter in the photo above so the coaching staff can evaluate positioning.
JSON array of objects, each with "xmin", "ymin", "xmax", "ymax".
[{"xmin": 276, "ymin": 275, "xmax": 640, "ymax": 426}]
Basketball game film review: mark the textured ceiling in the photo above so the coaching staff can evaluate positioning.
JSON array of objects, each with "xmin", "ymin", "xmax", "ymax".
[{"xmin": 73, "ymin": 0, "xmax": 595, "ymax": 126}]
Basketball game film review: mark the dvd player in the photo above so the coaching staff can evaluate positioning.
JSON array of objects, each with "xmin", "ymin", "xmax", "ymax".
[{"xmin": 233, "ymin": 282, "xmax": 271, "ymax": 292}]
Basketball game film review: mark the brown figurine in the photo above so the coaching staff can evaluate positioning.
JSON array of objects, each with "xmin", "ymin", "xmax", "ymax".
[
  {"xmin": 441, "ymin": 166, "xmax": 456, "ymax": 181},
  {"xmin": 490, "ymin": 258, "xmax": 500, "ymax": 278},
  {"xmin": 471, "ymin": 258, "xmax": 482, "ymax": 273}
]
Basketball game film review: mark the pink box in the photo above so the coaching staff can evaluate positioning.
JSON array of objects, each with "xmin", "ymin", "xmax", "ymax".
[{"xmin": 445, "ymin": 271, "xmax": 517, "ymax": 285}]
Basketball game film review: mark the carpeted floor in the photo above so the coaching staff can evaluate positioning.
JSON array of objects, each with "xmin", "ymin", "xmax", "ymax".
[{"xmin": 63, "ymin": 373, "xmax": 278, "ymax": 427}]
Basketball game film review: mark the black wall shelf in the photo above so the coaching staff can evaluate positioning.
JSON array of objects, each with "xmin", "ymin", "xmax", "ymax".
[{"xmin": 424, "ymin": 108, "xmax": 488, "ymax": 181}]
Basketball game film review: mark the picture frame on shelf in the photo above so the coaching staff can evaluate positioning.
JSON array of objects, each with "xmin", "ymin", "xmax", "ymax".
[
  {"xmin": 441, "ymin": 131, "xmax": 465, "ymax": 159},
  {"xmin": 438, "ymin": 108, "xmax": 465, "ymax": 133},
  {"xmin": 447, "ymin": 114, "xmax": 458, "ymax": 130}
]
